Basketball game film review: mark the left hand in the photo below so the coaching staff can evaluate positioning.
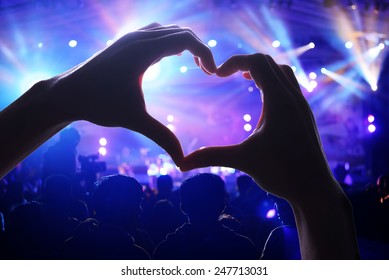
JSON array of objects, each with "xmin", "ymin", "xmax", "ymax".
[{"xmin": 50, "ymin": 23, "xmax": 217, "ymax": 166}]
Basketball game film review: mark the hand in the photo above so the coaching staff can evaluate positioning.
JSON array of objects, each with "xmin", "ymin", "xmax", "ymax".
[
  {"xmin": 181, "ymin": 53, "xmax": 334, "ymax": 202},
  {"xmin": 51, "ymin": 23, "xmax": 217, "ymax": 166},
  {"xmin": 181, "ymin": 53, "xmax": 360, "ymax": 259}
]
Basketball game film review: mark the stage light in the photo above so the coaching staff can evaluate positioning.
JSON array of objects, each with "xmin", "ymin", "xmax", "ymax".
[
  {"xmin": 368, "ymin": 124, "xmax": 376, "ymax": 133},
  {"xmin": 167, "ymin": 124, "xmax": 175, "ymax": 132},
  {"xmin": 38, "ymin": 42, "xmax": 43, "ymax": 48},
  {"xmin": 208, "ymin": 39, "xmax": 217, "ymax": 48},
  {"xmin": 68, "ymin": 40, "xmax": 78, "ymax": 48},
  {"xmin": 167, "ymin": 114, "xmax": 174, "ymax": 123},
  {"xmin": 378, "ymin": 43, "xmax": 385, "ymax": 50},
  {"xmin": 321, "ymin": 67, "xmax": 327, "ymax": 73},
  {"xmin": 309, "ymin": 42, "xmax": 315, "ymax": 49},
  {"xmin": 244, "ymin": 123, "xmax": 252, "ymax": 132},
  {"xmin": 345, "ymin": 41, "xmax": 353, "ymax": 49},
  {"xmin": 99, "ymin": 137, "xmax": 107, "ymax": 146},
  {"xmin": 291, "ymin": 66, "xmax": 296, "ymax": 72},
  {"xmin": 309, "ymin": 72, "xmax": 317, "ymax": 79},
  {"xmin": 98, "ymin": 147, "xmax": 107, "ymax": 156},
  {"xmin": 266, "ymin": 209, "xmax": 277, "ymax": 219},
  {"xmin": 371, "ymin": 84, "xmax": 378, "ymax": 91},
  {"xmin": 272, "ymin": 40, "xmax": 281, "ymax": 48},
  {"xmin": 309, "ymin": 80, "xmax": 318, "ymax": 89},
  {"xmin": 248, "ymin": 86, "xmax": 254, "ymax": 92},
  {"xmin": 368, "ymin": 114, "xmax": 375, "ymax": 123},
  {"xmin": 180, "ymin": 66, "xmax": 188, "ymax": 73},
  {"xmin": 345, "ymin": 162, "xmax": 350, "ymax": 171},
  {"xmin": 243, "ymin": 114, "xmax": 252, "ymax": 122}
]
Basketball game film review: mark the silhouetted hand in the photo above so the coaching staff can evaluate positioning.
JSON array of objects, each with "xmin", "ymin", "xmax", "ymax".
[
  {"xmin": 181, "ymin": 53, "xmax": 331, "ymax": 202},
  {"xmin": 181, "ymin": 54, "xmax": 360, "ymax": 259},
  {"xmin": 52, "ymin": 23, "xmax": 216, "ymax": 166},
  {"xmin": 0, "ymin": 23, "xmax": 216, "ymax": 178}
]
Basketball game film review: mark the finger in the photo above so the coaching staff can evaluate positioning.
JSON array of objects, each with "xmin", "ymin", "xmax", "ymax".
[
  {"xmin": 279, "ymin": 64, "xmax": 302, "ymax": 94},
  {"xmin": 144, "ymin": 31, "xmax": 217, "ymax": 74},
  {"xmin": 179, "ymin": 145, "xmax": 244, "ymax": 172},
  {"xmin": 138, "ymin": 22, "xmax": 162, "ymax": 30},
  {"xmin": 132, "ymin": 114, "xmax": 184, "ymax": 167}
]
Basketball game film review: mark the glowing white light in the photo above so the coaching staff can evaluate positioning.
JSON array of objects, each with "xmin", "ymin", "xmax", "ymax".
[
  {"xmin": 291, "ymin": 66, "xmax": 297, "ymax": 72},
  {"xmin": 243, "ymin": 114, "xmax": 252, "ymax": 122},
  {"xmin": 272, "ymin": 40, "xmax": 281, "ymax": 48},
  {"xmin": 309, "ymin": 42, "xmax": 315, "ymax": 49},
  {"xmin": 309, "ymin": 72, "xmax": 317, "ymax": 80},
  {"xmin": 345, "ymin": 41, "xmax": 353, "ymax": 49},
  {"xmin": 167, "ymin": 124, "xmax": 175, "ymax": 132},
  {"xmin": 208, "ymin": 39, "xmax": 217, "ymax": 48},
  {"xmin": 143, "ymin": 62, "xmax": 161, "ymax": 82},
  {"xmin": 266, "ymin": 209, "xmax": 277, "ymax": 219},
  {"xmin": 309, "ymin": 80, "xmax": 318, "ymax": 89},
  {"xmin": 368, "ymin": 114, "xmax": 375, "ymax": 123},
  {"xmin": 345, "ymin": 162, "xmax": 350, "ymax": 171},
  {"xmin": 99, "ymin": 137, "xmax": 107, "ymax": 146},
  {"xmin": 220, "ymin": 167, "xmax": 235, "ymax": 174},
  {"xmin": 38, "ymin": 42, "xmax": 43, "ymax": 48},
  {"xmin": 98, "ymin": 147, "xmax": 107, "ymax": 156},
  {"xmin": 368, "ymin": 124, "xmax": 376, "ymax": 133},
  {"xmin": 248, "ymin": 86, "xmax": 254, "ymax": 92},
  {"xmin": 244, "ymin": 123, "xmax": 252, "ymax": 132},
  {"xmin": 68, "ymin": 40, "xmax": 78, "ymax": 48},
  {"xmin": 210, "ymin": 167, "xmax": 220, "ymax": 174},
  {"xmin": 20, "ymin": 72, "xmax": 52, "ymax": 94},
  {"xmin": 180, "ymin": 66, "xmax": 188, "ymax": 73},
  {"xmin": 371, "ymin": 84, "xmax": 378, "ymax": 91},
  {"xmin": 167, "ymin": 114, "xmax": 174, "ymax": 123},
  {"xmin": 321, "ymin": 67, "xmax": 327, "ymax": 74},
  {"xmin": 378, "ymin": 43, "xmax": 385, "ymax": 50},
  {"xmin": 106, "ymin": 40, "xmax": 113, "ymax": 46}
]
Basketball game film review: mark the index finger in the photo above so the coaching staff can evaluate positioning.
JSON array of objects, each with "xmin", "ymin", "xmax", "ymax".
[{"xmin": 144, "ymin": 31, "xmax": 217, "ymax": 74}]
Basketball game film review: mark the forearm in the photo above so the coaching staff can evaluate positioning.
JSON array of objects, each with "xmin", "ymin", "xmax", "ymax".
[
  {"xmin": 0, "ymin": 79, "xmax": 70, "ymax": 179},
  {"xmin": 290, "ymin": 179, "xmax": 360, "ymax": 259}
]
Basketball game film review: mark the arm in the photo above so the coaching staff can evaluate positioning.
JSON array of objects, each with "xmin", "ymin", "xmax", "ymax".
[
  {"xmin": 181, "ymin": 54, "xmax": 359, "ymax": 259},
  {"xmin": 0, "ymin": 23, "xmax": 216, "ymax": 179}
]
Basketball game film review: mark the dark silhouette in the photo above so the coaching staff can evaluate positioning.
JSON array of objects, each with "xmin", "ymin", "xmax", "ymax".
[
  {"xmin": 61, "ymin": 174, "xmax": 150, "ymax": 259},
  {"xmin": 153, "ymin": 173, "xmax": 257, "ymax": 260},
  {"xmin": 42, "ymin": 127, "xmax": 80, "ymax": 183}
]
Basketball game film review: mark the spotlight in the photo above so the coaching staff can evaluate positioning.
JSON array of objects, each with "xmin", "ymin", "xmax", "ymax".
[
  {"xmin": 309, "ymin": 42, "xmax": 315, "ymax": 49},
  {"xmin": 207, "ymin": 39, "xmax": 217, "ymax": 48},
  {"xmin": 309, "ymin": 72, "xmax": 317, "ymax": 79},
  {"xmin": 244, "ymin": 123, "xmax": 252, "ymax": 132},
  {"xmin": 368, "ymin": 124, "xmax": 376, "ymax": 133},
  {"xmin": 98, "ymin": 147, "xmax": 107, "ymax": 156},
  {"xmin": 266, "ymin": 209, "xmax": 277, "ymax": 219},
  {"xmin": 180, "ymin": 66, "xmax": 188, "ymax": 73},
  {"xmin": 143, "ymin": 63, "xmax": 161, "ymax": 82},
  {"xmin": 248, "ymin": 86, "xmax": 254, "ymax": 92},
  {"xmin": 378, "ymin": 43, "xmax": 385, "ymax": 50},
  {"xmin": 99, "ymin": 137, "xmax": 107, "ymax": 146},
  {"xmin": 345, "ymin": 41, "xmax": 353, "ymax": 49},
  {"xmin": 167, "ymin": 114, "xmax": 174, "ymax": 123},
  {"xmin": 321, "ymin": 67, "xmax": 327, "ymax": 73},
  {"xmin": 68, "ymin": 40, "xmax": 78, "ymax": 48},
  {"xmin": 309, "ymin": 80, "xmax": 318, "ymax": 89},
  {"xmin": 272, "ymin": 40, "xmax": 281, "ymax": 48},
  {"xmin": 243, "ymin": 114, "xmax": 252, "ymax": 122},
  {"xmin": 371, "ymin": 84, "xmax": 378, "ymax": 91},
  {"xmin": 367, "ymin": 114, "xmax": 375, "ymax": 123},
  {"xmin": 38, "ymin": 42, "xmax": 43, "ymax": 48}
]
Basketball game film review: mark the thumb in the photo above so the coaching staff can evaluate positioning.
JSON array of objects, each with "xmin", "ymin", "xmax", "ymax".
[
  {"xmin": 133, "ymin": 113, "xmax": 184, "ymax": 167},
  {"xmin": 180, "ymin": 144, "xmax": 244, "ymax": 172}
]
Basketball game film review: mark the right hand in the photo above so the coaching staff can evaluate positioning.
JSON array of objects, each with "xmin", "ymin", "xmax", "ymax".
[{"xmin": 181, "ymin": 54, "xmax": 335, "ymax": 202}]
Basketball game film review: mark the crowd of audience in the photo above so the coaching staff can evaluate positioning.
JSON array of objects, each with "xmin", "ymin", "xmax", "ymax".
[{"xmin": 0, "ymin": 158, "xmax": 388, "ymax": 259}]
